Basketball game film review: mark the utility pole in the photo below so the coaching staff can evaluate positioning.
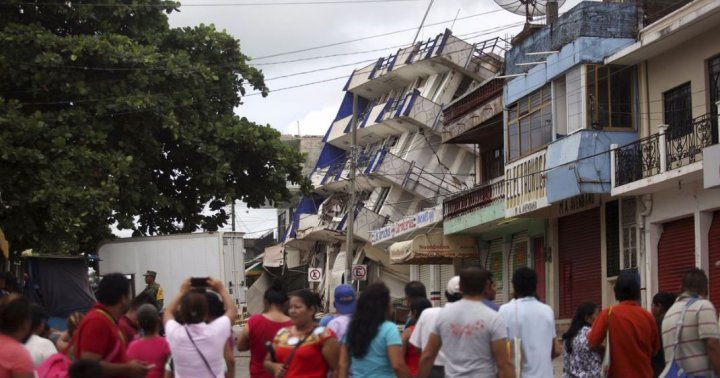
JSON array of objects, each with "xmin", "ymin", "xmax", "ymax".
[
  {"xmin": 411, "ymin": 0, "xmax": 435, "ymax": 45},
  {"xmin": 231, "ymin": 200, "xmax": 236, "ymax": 232},
  {"xmin": 345, "ymin": 93, "xmax": 358, "ymax": 284}
]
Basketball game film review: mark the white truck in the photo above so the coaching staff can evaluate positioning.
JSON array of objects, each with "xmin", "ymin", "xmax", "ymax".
[{"xmin": 98, "ymin": 232, "xmax": 246, "ymax": 307}]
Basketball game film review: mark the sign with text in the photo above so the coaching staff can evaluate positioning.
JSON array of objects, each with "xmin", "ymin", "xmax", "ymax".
[
  {"xmin": 351, "ymin": 264, "xmax": 367, "ymax": 281},
  {"xmin": 505, "ymin": 149, "xmax": 549, "ymax": 217},
  {"xmin": 370, "ymin": 205, "xmax": 442, "ymax": 244},
  {"xmin": 308, "ymin": 267, "xmax": 323, "ymax": 283}
]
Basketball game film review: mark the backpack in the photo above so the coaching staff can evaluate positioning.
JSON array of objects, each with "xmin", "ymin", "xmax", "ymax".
[{"xmin": 36, "ymin": 353, "xmax": 73, "ymax": 378}]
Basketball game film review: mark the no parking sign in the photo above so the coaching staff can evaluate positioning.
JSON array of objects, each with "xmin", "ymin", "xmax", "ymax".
[
  {"xmin": 308, "ymin": 267, "xmax": 323, "ymax": 283},
  {"xmin": 351, "ymin": 264, "xmax": 367, "ymax": 281}
]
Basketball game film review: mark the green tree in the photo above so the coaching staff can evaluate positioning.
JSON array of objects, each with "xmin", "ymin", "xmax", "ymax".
[{"xmin": 0, "ymin": 0, "xmax": 310, "ymax": 255}]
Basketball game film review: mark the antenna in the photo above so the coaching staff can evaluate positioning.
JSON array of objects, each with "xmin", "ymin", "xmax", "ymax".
[{"xmin": 492, "ymin": 0, "xmax": 566, "ymax": 25}]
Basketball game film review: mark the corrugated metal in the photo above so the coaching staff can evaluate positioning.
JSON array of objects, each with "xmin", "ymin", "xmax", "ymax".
[
  {"xmin": 419, "ymin": 264, "xmax": 432, "ymax": 296},
  {"xmin": 509, "ymin": 232, "xmax": 529, "ymax": 279},
  {"xmin": 709, "ymin": 212, "xmax": 720, "ymax": 308},
  {"xmin": 486, "ymin": 239, "xmax": 505, "ymax": 305},
  {"xmin": 533, "ymin": 238, "xmax": 546, "ymax": 303},
  {"xmin": 657, "ymin": 217, "xmax": 695, "ymax": 294},
  {"xmin": 439, "ymin": 264, "xmax": 455, "ymax": 305},
  {"xmin": 559, "ymin": 208, "xmax": 602, "ymax": 319}
]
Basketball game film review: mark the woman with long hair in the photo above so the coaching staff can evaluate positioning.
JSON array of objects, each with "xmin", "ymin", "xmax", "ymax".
[
  {"xmin": 237, "ymin": 280, "xmax": 292, "ymax": 378},
  {"xmin": 402, "ymin": 297, "xmax": 431, "ymax": 376},
  {"xmin": 263, "ymin": 289, "xmax": 339, "ymax": 378},
  {"xmin": 562, "ymin": 302, "xmax": 601, "ymax": 378},
  {"xmin": 339, "ymin": 282, "xmax": 410, "ymax": 378}
]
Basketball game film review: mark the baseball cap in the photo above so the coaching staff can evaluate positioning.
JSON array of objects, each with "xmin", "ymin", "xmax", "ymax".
[
  {"xmin": 446, "ymin": 276, "xmax": 461, "ymax": 295},
  {"xmin": 334, "ymin": 284, "xmax": 356, "ymax": 315}
]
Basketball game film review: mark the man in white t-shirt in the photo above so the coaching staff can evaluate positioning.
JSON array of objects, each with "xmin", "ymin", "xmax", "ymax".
[
  {"xmin": 417, "ymin": 267, "xmax": 514, "ymax": 378},
  {"xmin": 498, "ymin": 267, "xmax": 558, "ymax": 378},
  {"xmin": 410, "ymin": 276, "xmax": 463, "ymax": 378},
  {"xmin": 163, "ymin": 278, "xmax": 237, "ymax": 378},
  {"xmin": 24, "ymin": 304, "xmax": 56, "ymax": 367}
]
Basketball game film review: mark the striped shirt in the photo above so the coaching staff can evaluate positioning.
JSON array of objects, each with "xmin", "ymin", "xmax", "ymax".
[{"xmin": 661, "ymin": 293, "xmax": 720, "ymax": 376}]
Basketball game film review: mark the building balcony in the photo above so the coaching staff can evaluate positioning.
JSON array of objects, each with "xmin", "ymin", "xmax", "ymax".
[
  {"xmin": 294, "ymin": 205, "xmax": 387, "ymax": 244},
  {"xmin": 443, "ymin": 178, "xmax": 505, "ymax": 220},
  {"xmin": 346, "ymin": 32, "xmax": 504, "ymax": 100},
  {"xmin": 441, "ymin": 78, "xmax": 504, "ymax": 144},
  {"xmin": 310, "ymin": 148, "xmax": 465, "ymax": 199},
  {"xmin": 545, "ymin": 130, "xmax": 637, "ymax": 203},
  {"xmin": 327, "ymin": 90, "xmax": 443, "ymax": 150},
  {"xmin": 612, "ymin": 112, "xmax": 719, "ymax": 196}
]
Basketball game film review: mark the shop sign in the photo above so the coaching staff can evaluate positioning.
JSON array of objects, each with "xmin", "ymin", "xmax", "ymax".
[
  {"xmin": 505, "ymin": 150, "xmax": 549, "ymax": 217},
  {"xmin": 557, "ymin": 194, "xmax": 599, "ymax": 217},
  {"xmin": 370, "ymin": 205, "xmax": 442, "ymax": 244}
]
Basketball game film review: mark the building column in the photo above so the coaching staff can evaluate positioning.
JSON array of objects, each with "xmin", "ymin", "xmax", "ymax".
[
  {"xmin": 645, "ymin": 223, "xmax": 662, "ymax": 307},
  {"xmin": 549, "ymin": 217, "xmax": 560, "ymax": 314},
  {"xmin": 697, "ymin": 210, "xmax": 713, "ymax": 274}
]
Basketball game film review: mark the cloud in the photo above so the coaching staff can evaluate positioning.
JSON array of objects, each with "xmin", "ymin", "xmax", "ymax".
[{"xmin": 286, "ymin": 102, "xmax": 339, "ymax": 136}]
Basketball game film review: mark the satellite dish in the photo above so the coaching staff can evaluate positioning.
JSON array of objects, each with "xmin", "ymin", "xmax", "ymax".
[{"xmin": 493, "ymin": 0, "xmax": 566, "ymax": 23}]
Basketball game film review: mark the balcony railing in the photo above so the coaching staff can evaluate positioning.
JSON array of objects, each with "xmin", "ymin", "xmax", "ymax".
[
  {"xmin": 443, "ymin": 78, "xmax": 505, "ymax": 125},
  {"xmin": 614, "ymin": 134, "xmax": 661, "ymax": 186},
  {"xmin": 613, "ymin": 112, "xmax": 717, "ymax": 187},
  {"xmin": 666, "ymin": 113, "xmax": 714, "ymax": 170},
  {"xmin": 443, "ymin": 179, "xmax": 505, "ymax": 220},
  {"xmin": 373, "ymin": 150, "xmax": 465, "ymax": 198}
]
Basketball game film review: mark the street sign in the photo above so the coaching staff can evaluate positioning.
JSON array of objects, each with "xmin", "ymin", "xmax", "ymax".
[
  {"xmin": 351, "ymin": 264, "xmax": 367, "ymax": 281},
  {"xmin": 308, "ymin": 267, "xmax": 323, "ymax": 283}
]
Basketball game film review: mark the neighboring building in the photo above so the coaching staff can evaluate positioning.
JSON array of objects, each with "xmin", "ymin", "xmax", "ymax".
[
  {"xmin": 607, "ymin": 0, "xmax": 720, "ymax": 308},
  {"xmin": 283, "ymin": 30, "xmax": 503, "ymax": 306}
]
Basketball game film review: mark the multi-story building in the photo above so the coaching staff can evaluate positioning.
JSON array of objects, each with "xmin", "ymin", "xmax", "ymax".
[
  {"xmin": 607, "ymin": 0, "xmax": 720, "ymax": 308},
  {"xmin": 442, "ymin": 1, "xmax": 643, "ymax": 321},
  {"xmin": 283, "ymin": 30, "xmax": 503, "ymax": 305}
]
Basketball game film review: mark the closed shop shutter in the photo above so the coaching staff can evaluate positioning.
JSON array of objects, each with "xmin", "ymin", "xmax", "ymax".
[
  {"xmin": 533, "ymin": 238, "xmax": 546, "ymax": 303},
  {"xmin": 709, "ymin": 212, "xmax": 720, "ymax": 308},
  {"xmin": 657, "ymin": 217, "xmax": 695, "ymax": 294},
  {"xmin": 486, "ymin": 239, "xmax": 505, "ymax": 306},
  {"xmin": 508, "ymin": 232, "xmax": 529, "ymax": 282},
  {"xmin": 439, "ymin": 264, "xmax": 455, "ymax": 305},
  {"xmin": 419, "ymin": 264, "xmax": 433, "ymax": 297},
  {"xmin": 559, "ymin": 207, "xmax": 602, "ymax": 319}
]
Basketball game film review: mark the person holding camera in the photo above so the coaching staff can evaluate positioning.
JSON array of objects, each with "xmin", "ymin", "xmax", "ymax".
[{"xmin": 163, "ymin": 277, "xmax": 238, "ymax": 378}]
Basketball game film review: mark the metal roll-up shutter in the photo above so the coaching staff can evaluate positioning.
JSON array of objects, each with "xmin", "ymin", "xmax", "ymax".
[
  {"xmin": 710, "ymin": 212, "xmax": 720, "ymax": 308},
  {"xmin": 559, "ymin": 207, "xmax": 602, "ymax": 319},
  {"xmin": 658, "ymin": 217, "xmax": 696, "ymax": 294},
  {"xmin": 533, "ymin": 238, "xmax": 546, "ymax": 303},
  {"xmin": 508, "ymin": 232, "xmax": 529, "ymax": 281},
  {"xmin": 486, "ymin": 239, "xmax": 505, "ymax": 306},
  {"xmin": 439, "ymin": 264, "xmax": 455, "ymax": 305},
  {"xmin": 419, "ymin": 264, "xmax": 432, "ymax": 295}
]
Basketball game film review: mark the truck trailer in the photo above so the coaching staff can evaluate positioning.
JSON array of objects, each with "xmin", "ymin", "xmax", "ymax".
[{"xmin": 98, "ymin": 232, "xmax": 246, "ymax": 308}]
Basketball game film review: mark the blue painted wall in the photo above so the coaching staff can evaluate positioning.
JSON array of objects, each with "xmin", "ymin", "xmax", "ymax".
[{"xmin": 545, "ymin": 130, "xmax": 637, "ymax": 202}]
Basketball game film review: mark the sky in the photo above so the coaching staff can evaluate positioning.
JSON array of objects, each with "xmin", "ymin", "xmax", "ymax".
[
  {"xmin": 168, "ymin": 0, "xmax": 585, "ymax": 137},
  {"xmin": 139, "ymin": 0, "xmax": 585, "ymax": 238}
]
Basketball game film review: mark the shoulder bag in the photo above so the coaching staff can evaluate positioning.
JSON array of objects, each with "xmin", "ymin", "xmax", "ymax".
[
  {"xmin": 185, "ymin": 326, "xmax": 216, "ymax": 377},
  {"xmin": 660, "ymin": 297, "xmax": 700, "ymax": 378}
]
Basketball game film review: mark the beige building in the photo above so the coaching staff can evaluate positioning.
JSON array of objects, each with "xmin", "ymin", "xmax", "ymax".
[{"xmin": 608, "ymin": 0, "xmax": 720, "ymax": 307}]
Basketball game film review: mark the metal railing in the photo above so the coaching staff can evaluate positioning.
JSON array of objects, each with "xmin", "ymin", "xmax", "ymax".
[
  {"xmin": 666, "ymin": 113, "xmax": 714, "ymax": 170},
  {"xmin": 443, "ymin": 78, "xmax": 505, "ymax": 125},
  {"xmin": 443, "ymin": 179, "xmax": 505, "ymax": 219},
  {"xmin": 614, "ymin": 134, "xmax": 660, "ymax": 186}
]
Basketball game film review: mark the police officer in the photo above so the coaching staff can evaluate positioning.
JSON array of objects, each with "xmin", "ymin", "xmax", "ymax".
[{"xmin": 140, "ymin": 270, "xmax": 164, "ymax": 309}]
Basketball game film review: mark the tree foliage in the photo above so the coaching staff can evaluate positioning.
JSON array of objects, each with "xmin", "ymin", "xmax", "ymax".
[{"xmin": 0, "ymin": 0, "xmax": 310, "ymax": 255}]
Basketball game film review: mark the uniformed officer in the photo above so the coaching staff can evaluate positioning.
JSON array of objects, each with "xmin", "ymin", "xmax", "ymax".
[{"xmin": 140, "ymin": 270, "xmax": 164, "ymax": 309}]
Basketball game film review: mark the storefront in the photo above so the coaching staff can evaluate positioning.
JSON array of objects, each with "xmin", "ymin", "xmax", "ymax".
[
  {"xmin": 657, "ymin": 217, "xmax": 696, "ymax": 294},
  {"xmin": 709, "ymin": 212, "xmax": 720, "ymax": 307}
]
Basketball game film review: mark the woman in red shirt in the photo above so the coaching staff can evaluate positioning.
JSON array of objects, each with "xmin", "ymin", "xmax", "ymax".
[
  {"xmin": 237, "ymin": 280, "xmax": 292, "ymax": 378},
  {"xmin": 263, "ymin": 289, "xmax": 339, "ymax": 378},
  {"xmin": 402, "ymin": 297, "xmax": 432, "ymax": 376}
]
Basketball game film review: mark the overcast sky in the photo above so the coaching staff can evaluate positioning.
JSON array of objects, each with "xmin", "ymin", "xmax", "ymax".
[
  {"xmin": 149, "ymin": 0, "xmax": 585, "ymax": 238},
  {"xmin": 168, "ymin": 0, "xmax": 584, "ymax": 137}
]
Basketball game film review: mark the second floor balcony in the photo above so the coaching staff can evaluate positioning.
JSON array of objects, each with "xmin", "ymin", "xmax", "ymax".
[
  {"xmin": 442, "ymin": 177, "xmax": 506, "ymax": 235},
  {"xmin": 612, "ymin": 112, "xmax": 719, "ymax": 195},
  {"xmin": 441, "ymin": 77, "xmax": 504, "ymax": 144},
  {"xmin": 309, "ymin": 148, "xmax": 466, "ymax": 200},
  {"xmin": 294, "ymin": 203, "xmax": 387, "ymax": 244},
  {"xmin": 326, "ymin": 90, "xmax": 443, "ymax": 150}
]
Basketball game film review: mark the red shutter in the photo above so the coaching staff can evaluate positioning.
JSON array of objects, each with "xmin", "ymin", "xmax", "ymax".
[
  {"xmin": 708, "ymin": 212, "xmax": 720, "ymax": 307},
  {"xmin": 657, "ymin": 217, "xmax": 695, "ymax": 294},
  {"xmin": 559, "ymin": 208, "xmax": 602, "ymax": 319},
  {"xmin": 534, "ymin": 238, "xmax": 546, "ymax": 303}
]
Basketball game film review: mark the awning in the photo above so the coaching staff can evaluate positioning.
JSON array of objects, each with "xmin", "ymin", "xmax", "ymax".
[
  {"xmin": 245, "ymin": 261, "xmax": 264, "ymax": 276},
  {"xmin": 389, "ymin": 233, "xmax": 477, "ymax": 264}
]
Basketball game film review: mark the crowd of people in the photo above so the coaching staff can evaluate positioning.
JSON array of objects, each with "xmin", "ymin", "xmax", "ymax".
[{"xmin": 3, "ymin": 265, "xmax": 720, "ymax": 377}]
